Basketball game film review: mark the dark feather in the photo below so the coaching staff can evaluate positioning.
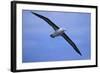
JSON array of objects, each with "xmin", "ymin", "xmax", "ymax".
[
  {"xmin": 62, "ymin": 33, "xmax": 82, "ymax": 55},
  {"xmin": 31, "ymin": 12, "xmax": 59, "ymax": 30}
]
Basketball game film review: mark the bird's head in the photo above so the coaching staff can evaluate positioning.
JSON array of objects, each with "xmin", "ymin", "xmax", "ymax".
[
  {"xmin": 63, "ymin": 29, "xmax": 66, "ymax": 31},
  {"xmin": 62, "ymin": 28, "xmax": 66, "ymax": 31},
  {"xmin": 59, "ymin": 28, "xmax": 66, "ymax": 32}
]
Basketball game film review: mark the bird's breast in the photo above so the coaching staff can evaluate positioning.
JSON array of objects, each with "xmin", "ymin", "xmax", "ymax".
[{"xmin": 50, "ymin": 28, "xmax": 64, "ymax": 38}]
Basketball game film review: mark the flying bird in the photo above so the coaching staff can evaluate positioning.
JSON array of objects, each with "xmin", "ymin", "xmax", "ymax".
[{"xmin": 31, "ymin": 12, "xmax": 82, "ymax": 56}]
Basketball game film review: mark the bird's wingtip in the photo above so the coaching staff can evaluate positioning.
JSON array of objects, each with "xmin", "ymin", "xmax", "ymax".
[
  {"xmin": 31, "ymin": 11, "xmax": 41, "ymax": 17},
  {"xmin": 31, "ymin": 11, "xmax": 35, "ymax": 14}
]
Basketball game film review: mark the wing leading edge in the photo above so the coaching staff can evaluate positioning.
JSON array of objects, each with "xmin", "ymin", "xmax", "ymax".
[{"xmin": 31, "ymin": 12, "xmax": 59, "ymax": 30}]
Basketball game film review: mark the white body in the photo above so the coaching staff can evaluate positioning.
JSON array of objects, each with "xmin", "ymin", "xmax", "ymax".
[{"xmin": 50, "ymin": 28, "xmax": 65, "ymax": 38}]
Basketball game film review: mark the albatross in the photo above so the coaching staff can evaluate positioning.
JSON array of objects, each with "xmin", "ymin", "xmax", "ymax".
[{"xmin": 31, "ymin": 12, "xmax": 82, "ymax": 56}]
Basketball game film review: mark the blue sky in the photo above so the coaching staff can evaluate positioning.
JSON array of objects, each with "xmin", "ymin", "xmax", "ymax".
[{"xmin": 22, "ymin": 10, "xmax": 91, "ymax": 63}]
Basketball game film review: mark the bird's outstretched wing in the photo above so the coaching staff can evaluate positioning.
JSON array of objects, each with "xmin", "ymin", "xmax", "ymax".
[
  {"xmin": 31, "ymin": 12, "xmax": 82, "ymax": 55},
  {"xmin": 62, "ymin": 33, "xmax": 82, "ymax": 55},
  {"xmin": 31, "ymin": 12, "xmax": 59, "ymax": 31}
]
